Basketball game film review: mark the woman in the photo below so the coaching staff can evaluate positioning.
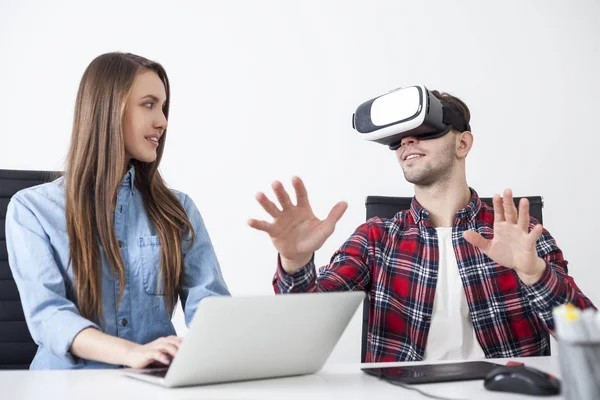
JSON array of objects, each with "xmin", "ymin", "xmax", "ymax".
[{"xmin": 6, "ymin": 52, "xmax": 230, "ymax": 369}]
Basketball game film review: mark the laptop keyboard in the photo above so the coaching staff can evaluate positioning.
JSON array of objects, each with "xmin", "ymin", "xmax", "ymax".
[{"xmin": 140, "ymin": 368, "xmax": 169, "ymax": 378}]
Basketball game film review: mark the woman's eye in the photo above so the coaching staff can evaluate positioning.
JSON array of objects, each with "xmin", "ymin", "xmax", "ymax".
[{"xmin": 144, "ymin": 103, "xmax": 153, "ymax": 109}]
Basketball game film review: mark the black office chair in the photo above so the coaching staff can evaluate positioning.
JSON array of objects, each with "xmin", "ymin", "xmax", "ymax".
[
  {"xmin": 360, "ymin": 195, "xmax": 545, "ymax": 362},
  {"xmin": 0, "ymin": 169, "xmax": 59, "ymax": 369}
]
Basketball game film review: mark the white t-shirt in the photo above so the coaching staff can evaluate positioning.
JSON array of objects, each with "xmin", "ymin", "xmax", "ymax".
[{"xmin": 423, "ymin": 227, "xmax": 486, "ymax": 360}]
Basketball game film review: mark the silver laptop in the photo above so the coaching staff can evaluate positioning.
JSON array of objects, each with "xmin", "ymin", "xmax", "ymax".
[{"xmin": 123, "ymin": 291, "xmax": 365, "ymax": 387}]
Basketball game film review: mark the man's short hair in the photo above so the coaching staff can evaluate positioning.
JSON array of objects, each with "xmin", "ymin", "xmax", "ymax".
[{"xmin": 431, "ymin": 90, "xmax": 471, "ymax": 130}]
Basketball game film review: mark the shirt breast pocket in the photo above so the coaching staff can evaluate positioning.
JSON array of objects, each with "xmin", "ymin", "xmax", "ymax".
[{"xmin": 139, "ymin": 235, "xmax": 165, "ymax": 296}]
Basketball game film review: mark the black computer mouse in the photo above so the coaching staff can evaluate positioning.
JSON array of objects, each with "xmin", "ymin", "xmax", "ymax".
[{"xmin": 484, "ymin": 365, "xmax": 561, "ymax": 396}]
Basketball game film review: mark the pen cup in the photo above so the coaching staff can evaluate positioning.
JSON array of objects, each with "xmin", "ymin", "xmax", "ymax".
[{"xmin": 558, "ymin": 339, "xmax": 600, "ymax": 400}]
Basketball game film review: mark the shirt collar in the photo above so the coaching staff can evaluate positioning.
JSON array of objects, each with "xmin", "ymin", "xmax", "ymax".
[
  {"xmin": 120, "ymin": 164, "xmax": 136, "ymax": 194},
  {"xmin": 409, "ymin": 188, "xmax": 482, "ymax": 225}
]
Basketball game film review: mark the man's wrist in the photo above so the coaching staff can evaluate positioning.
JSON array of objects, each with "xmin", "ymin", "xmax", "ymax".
[
  {"xmin": 517, "ymin": 257, "xmax": 547, "ymax": 286},
  {"xmin": 280, "ymin": 254, "xmax": 313, "ymax": 275}
]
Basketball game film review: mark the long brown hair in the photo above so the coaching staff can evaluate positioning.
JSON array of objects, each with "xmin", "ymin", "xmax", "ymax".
[{"xmin": 65, "ymin": 52, "xmax": 194, "ymax": 323}]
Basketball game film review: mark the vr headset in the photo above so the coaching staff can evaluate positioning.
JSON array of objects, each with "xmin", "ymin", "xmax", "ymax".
[{"xmin": 352, "ymin": 85, "xmax": 471, "ymax": 150}]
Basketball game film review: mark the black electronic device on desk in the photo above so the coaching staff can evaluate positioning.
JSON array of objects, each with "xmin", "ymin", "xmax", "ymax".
[
  {"xmin": 484, "ymin": 365, "xmax": 561, "ymax": 396},
  {"xmin": 362, "ymin": 361, "xmax": 501, "ymax": 384}
]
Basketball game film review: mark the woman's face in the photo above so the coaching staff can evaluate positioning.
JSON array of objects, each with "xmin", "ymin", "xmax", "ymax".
[{"xmin": 122, "ymin": 70, "xmax": 168, "ymax": 165}]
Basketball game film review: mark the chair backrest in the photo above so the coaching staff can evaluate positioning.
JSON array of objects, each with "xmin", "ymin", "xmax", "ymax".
[
  {"xmin": 365, "ymin": 196, "xmax": 544, "ymax": 224},
  {"xmin": 0, "ymin": 169, "xmax": 59, "ymax": 369},
  {"xmin": 361, "ymin": 194, "xmax": 544, "ymax": 362}
]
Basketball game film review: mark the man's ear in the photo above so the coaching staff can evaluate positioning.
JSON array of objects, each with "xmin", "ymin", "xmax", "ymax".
[{"xmin": 456, "ymin": 130, "xmax": 473, "ymax": 159}]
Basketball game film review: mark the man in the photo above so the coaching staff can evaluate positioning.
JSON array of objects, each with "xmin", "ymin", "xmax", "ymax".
[{"xmin": 247, "ymin": 89, "xmax": 595, "ymax": 362}]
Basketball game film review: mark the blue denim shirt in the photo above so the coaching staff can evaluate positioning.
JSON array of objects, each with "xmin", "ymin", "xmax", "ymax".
[{"xmin": 5, "ymin": 167, "xmax": 230, "ymax": 369}]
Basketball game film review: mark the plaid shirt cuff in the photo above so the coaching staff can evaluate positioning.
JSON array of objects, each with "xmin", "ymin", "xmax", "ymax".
[
  {"xmin": 523, "ymin": 262, "xmax": 562, "ymax": 307},
  {"xmin": 273, "ymin": 254, "xmax": 316, "ymax": 293}
]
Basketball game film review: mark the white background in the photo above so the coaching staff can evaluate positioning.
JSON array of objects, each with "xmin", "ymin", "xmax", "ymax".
[{"xmin": 1, "ymin": 0, "xmax": 598, "ymax": 363}]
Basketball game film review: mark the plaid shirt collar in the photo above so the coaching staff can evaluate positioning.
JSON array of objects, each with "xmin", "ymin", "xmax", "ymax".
[{"xmin": 408, "ymin": 187, "xmax": 483, "ymax": 226}]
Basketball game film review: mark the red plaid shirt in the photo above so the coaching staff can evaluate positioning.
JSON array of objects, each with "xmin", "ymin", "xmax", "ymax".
[{"xmin": 273, "ymin": 190, "xmax": 596, "ymax": 362}]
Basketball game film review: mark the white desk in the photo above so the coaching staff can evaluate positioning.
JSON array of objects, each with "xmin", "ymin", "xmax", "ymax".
[{"xmin": 2, "ymin": 357, "xmax": 562, "ymax": 400}]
